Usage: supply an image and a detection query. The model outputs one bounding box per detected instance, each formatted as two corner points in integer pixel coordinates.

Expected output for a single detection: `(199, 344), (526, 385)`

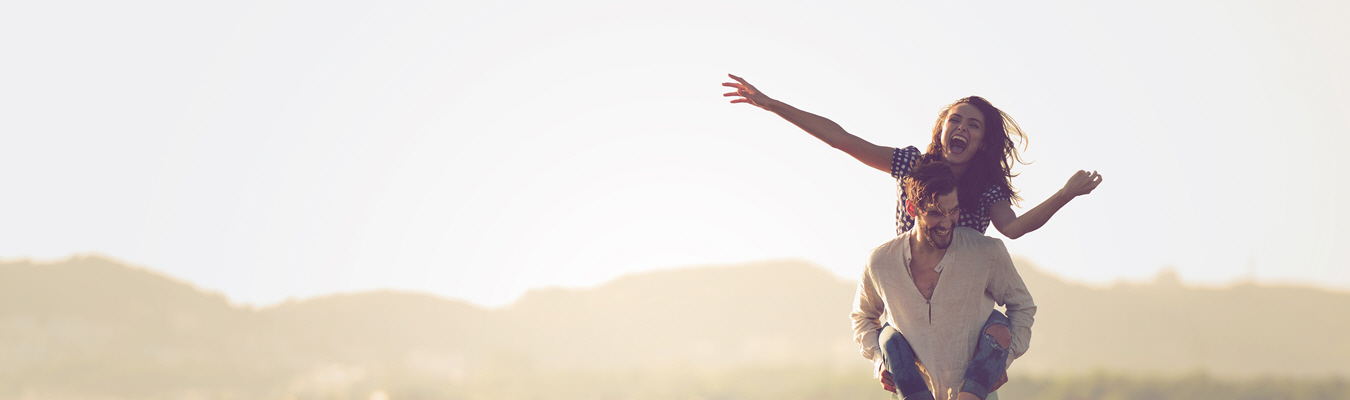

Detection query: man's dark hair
(903, 154), (958, 212)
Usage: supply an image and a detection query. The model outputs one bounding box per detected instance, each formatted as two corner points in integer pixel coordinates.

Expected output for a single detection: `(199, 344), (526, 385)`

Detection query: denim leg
(960, 310), (1012, 400)
(879, 324), (933, 400)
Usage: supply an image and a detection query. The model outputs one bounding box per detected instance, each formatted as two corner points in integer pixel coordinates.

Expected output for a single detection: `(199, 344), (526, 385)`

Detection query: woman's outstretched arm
(989, 170), (1103, 239)
(723, 74), (893, 173)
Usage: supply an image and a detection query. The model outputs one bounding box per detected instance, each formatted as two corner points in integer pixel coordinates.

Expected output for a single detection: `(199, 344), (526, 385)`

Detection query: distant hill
(0, 257), (282, 396)
(501, 260), (859, 370)
(1, 256), (1347, 398)
(1014, 264), (1350, 376)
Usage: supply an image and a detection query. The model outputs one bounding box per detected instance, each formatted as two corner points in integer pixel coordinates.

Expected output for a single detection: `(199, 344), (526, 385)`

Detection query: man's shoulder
(954, 227), (1008, 252)
(869, 233), (908, 254)
(865, 233), (909, 264)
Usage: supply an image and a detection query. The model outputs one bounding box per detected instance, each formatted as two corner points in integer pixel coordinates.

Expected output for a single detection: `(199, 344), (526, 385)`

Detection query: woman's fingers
(723, 74), (768, 106)
(724, 90), (751, 104)
(1064, 170), (1104, 196)
(722, 81), (755, 104)
(1071, 170), (1104, 195)
(725, 74), (758, 93)
(1086, 171), (1103, 184)
(1087, 172), (1104, 190)
(722, 82), (749, 95)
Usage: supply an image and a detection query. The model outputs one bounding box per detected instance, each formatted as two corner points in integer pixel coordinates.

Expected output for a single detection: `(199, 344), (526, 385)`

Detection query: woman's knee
(880, 325), (910, 353)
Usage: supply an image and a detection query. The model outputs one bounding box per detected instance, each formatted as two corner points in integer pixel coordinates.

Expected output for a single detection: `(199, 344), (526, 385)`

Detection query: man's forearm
(1005, 302), (1035, 363)
(852, 272), (886, 361)
(988, 241), (1036, 362)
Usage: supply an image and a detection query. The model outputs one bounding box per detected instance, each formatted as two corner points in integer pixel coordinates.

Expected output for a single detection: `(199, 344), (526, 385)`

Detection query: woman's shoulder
(890, 146), (923, 178)
(977, 180), (1012, 203)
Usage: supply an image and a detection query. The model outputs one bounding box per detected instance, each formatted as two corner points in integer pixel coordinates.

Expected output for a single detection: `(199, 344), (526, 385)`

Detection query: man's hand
(879, 369), (896, 393)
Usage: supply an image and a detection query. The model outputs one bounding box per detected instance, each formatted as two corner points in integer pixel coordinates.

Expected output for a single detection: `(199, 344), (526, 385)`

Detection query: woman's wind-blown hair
(925, 96), (1030, 210)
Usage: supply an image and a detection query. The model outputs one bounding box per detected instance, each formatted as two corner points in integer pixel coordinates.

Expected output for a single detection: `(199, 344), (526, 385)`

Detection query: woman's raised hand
(1061, 170), (1104, 197)
(722, 74), (773, 110)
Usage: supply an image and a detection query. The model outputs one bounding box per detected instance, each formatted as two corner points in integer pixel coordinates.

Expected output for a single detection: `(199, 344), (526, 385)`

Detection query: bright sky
(2, 0), (1347, 307)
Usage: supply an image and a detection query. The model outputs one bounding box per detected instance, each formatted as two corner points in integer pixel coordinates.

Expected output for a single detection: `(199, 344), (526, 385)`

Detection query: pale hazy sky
(2, 0), (1347, 307)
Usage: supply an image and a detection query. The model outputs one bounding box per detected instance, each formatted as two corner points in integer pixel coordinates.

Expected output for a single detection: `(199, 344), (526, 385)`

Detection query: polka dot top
(891, 146), (1010, 235)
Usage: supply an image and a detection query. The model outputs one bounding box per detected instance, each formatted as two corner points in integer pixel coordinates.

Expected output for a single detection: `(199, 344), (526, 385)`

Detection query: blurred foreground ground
(10, 365), (1346, 400)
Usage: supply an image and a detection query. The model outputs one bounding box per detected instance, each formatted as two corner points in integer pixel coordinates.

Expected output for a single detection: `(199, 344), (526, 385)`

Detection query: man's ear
(905, 199), (917, 218)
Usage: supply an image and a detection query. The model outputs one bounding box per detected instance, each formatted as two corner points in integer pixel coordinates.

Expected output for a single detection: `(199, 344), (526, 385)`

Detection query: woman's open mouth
(949, 135), (969, 155)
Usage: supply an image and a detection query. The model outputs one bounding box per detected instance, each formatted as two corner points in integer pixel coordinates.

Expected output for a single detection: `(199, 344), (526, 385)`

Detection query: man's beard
(922, 225), (953, 249)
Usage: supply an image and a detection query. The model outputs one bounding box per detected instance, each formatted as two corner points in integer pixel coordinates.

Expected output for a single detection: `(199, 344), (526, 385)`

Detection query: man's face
(915, 189), (960, 250)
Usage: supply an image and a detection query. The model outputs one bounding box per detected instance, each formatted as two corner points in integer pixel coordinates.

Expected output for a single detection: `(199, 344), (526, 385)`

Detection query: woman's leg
(879, 324), (933, 400)
(959, 310), (1012, 400)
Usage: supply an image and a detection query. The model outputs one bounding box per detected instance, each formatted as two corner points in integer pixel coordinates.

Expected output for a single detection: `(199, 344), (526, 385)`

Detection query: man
(851, 156), (1036, 400)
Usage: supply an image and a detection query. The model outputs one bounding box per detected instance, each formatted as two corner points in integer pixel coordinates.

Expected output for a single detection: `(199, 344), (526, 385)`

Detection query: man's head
(904, 155), (960, 249)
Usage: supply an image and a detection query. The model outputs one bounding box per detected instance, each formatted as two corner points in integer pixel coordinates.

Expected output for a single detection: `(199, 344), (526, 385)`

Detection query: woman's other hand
(722, 73), (773, 110)
(1061, 170), (1103, 197)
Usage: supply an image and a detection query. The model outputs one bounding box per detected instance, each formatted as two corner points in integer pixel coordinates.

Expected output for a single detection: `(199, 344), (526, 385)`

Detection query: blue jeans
(880, 310), (1011, 400)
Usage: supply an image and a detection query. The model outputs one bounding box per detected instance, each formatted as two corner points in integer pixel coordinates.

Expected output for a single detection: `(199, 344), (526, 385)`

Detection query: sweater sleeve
(986, 239), (1036, 368)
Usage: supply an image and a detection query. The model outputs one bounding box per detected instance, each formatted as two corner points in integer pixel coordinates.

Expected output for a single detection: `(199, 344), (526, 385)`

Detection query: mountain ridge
(1, 255), (1346, 397)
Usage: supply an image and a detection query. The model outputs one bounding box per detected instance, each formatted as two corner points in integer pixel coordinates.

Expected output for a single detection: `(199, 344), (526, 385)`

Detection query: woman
(723, 73), (1102, 399)
(721, 74), (1102, 239)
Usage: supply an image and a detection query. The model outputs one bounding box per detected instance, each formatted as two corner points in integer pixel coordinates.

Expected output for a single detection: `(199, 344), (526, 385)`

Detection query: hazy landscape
(2, 256), (1348, 399)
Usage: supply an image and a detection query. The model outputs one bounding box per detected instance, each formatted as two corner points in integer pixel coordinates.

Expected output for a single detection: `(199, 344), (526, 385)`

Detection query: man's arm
(851, 266), (885, 364)
(987, 240), (1036, 368)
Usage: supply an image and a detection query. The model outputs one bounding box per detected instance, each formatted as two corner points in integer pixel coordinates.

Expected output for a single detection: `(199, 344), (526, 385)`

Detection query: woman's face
(940, 103), (986, 165)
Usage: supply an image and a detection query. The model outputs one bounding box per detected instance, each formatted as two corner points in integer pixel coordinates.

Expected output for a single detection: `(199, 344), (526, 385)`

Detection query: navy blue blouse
(890, 146), (1010, 235)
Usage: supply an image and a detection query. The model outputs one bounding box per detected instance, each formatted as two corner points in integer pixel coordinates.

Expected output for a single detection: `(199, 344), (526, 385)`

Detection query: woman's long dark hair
(924, 96), (1029, 209)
